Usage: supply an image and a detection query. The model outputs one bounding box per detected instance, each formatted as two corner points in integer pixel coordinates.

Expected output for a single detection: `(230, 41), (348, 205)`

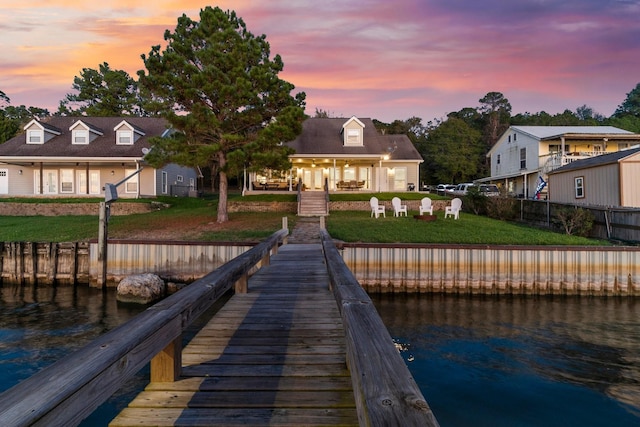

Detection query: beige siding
(549, 163), (620, 206)
(620, 155), (640, 207)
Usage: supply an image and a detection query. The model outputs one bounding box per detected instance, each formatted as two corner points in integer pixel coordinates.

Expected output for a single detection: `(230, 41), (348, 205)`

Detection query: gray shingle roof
(0, 117), (168, 159)
(513, 125), (633, 140)
(286, 117), (423, 160)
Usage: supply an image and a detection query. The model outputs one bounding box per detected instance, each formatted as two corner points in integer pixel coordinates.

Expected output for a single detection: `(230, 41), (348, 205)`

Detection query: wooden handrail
(0, 228), (288, 427)
(320, 229), (440, 427)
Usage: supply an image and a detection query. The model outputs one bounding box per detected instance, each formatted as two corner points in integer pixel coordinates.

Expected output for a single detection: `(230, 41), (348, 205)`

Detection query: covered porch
(244, 154), (417, 194)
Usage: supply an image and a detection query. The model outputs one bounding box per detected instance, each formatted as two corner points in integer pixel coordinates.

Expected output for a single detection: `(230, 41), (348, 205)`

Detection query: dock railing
(0, 228), (288, 427)
(320, 229), (440, 427)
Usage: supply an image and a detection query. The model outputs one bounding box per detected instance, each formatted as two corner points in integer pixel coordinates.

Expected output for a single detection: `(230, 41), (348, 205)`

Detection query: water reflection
(372, 294), (640, 427)
(0, 284), (146, 398)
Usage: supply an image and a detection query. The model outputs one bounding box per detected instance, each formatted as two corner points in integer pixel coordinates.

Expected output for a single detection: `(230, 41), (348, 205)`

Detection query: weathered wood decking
(110, 243), (359, 426)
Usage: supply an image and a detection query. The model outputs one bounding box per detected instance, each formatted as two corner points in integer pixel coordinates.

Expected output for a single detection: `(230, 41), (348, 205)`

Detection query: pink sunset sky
(1, 0), (639, 123)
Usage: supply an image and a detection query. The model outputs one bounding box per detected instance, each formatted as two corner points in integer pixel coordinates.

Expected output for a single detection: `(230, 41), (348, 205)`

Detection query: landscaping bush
(485, 195), (518, 221)
(462, 186), (488, 215)
(555, 207), (595, 237)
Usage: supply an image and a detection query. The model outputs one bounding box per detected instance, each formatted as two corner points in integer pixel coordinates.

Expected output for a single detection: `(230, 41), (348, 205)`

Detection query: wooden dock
(110, 243), (359, 426)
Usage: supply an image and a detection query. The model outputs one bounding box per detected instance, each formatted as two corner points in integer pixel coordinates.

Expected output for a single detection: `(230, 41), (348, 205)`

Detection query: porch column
(85, 163), (90, 194)
(332, 159), (336, 190)
(39, 162), (43, 194)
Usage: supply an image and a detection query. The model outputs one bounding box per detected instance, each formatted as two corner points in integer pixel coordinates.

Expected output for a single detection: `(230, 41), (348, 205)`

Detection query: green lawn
(326, 211), (607, 245)
(0, 194), (609, 245)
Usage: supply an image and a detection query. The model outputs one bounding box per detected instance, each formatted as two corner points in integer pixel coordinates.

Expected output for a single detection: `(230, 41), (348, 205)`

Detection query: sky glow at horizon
(1, 0), (639, 122)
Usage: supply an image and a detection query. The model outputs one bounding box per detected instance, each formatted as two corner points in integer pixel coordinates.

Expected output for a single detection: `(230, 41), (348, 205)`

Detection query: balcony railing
(540, 151), (605, 174)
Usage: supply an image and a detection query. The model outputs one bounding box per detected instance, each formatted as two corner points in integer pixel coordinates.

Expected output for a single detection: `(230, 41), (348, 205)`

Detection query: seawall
(2, 241), (638, 295)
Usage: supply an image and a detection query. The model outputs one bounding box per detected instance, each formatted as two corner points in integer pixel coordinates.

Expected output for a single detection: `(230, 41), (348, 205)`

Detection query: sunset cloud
(1, 0), (638, 122)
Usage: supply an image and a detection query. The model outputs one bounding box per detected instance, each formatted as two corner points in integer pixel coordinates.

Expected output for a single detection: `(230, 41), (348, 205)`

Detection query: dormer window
(117, 130), (133, 145)
(69, 120), (102, 144)
(342, 116), (365, 146)
(28, 130), (43, 144)
(347, 129), (360, 145)
(73, 129), (89, 144)
(24, 119), (61, 144)
(114, 120), (144, 145)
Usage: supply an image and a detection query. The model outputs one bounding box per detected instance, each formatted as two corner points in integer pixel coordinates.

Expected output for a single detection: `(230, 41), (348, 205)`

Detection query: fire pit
(413, 215), (437, 222)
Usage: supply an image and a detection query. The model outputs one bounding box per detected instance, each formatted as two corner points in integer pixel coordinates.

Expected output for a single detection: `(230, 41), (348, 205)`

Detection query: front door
(34, 170), (58, 194)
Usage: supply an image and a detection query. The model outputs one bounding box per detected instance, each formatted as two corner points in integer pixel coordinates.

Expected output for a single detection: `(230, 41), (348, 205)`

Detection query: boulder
(116, 273), (166, 304)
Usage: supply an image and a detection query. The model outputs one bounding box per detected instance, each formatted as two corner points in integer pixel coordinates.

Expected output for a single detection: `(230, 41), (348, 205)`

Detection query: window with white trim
(575, 176), (584, 198)
(177, 175), (183, 183)
(73, 129), (89, 144)
(124, 169), (138, 193)
(60, 169), (74, 193)
(117, 130), (133, 145)
(162, 171), (168, 194)
(344, 128), (363, 146)
(28, 130), (43, 144)
(520, 148), (526, 169)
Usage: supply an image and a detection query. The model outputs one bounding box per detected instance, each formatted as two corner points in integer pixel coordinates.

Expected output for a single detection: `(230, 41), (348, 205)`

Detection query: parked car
(436, 184), (455, 195)
(479, 184), (500, 197)
(451, 183), (475, 196)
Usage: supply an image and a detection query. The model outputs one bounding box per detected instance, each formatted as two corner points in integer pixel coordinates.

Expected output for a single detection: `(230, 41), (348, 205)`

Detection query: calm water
(1, 285), (640, 426)
(371, 293), (640, 427)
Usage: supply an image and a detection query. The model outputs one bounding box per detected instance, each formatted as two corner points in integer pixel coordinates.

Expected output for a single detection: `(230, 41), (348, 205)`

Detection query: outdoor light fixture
(111, 170), (115, 175)
(18, 169), (22, 175)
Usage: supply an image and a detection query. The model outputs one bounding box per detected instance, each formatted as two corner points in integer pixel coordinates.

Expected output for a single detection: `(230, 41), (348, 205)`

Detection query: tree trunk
(216, 153), (229, 223)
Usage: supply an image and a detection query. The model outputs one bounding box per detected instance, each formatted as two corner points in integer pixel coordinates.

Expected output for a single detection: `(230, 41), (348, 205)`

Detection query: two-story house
(248, 116), (423, 192)
(0, 117), (198, 198)
(480, 126), (640, 198)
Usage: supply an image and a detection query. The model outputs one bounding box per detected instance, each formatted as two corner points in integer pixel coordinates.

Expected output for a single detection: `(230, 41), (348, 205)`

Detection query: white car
(451, 183), (474, 196)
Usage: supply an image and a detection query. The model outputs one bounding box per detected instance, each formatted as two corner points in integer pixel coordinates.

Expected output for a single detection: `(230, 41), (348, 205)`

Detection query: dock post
(151, 336), (182, 383)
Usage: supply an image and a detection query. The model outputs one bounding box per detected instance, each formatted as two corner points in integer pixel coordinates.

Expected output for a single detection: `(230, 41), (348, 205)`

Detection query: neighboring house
(479, 126), (640, 198)
(249, 116), (423, 192)
(0, 117), (198, 198)
(547, 145), (640, 208)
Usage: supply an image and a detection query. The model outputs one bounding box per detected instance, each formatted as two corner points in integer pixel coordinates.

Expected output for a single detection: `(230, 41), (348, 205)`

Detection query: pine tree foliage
(138, 6), (306, 222)
(59, 62), (142, 116)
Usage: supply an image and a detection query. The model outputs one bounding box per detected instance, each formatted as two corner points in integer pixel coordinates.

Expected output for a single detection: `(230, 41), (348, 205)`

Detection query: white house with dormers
(0, 117), (198, 198)
(479, 126), (640, 198)
(248, 116), (423, 192)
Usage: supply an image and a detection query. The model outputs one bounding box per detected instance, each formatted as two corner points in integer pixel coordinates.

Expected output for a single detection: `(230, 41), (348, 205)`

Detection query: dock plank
(110, 244), (358, 426)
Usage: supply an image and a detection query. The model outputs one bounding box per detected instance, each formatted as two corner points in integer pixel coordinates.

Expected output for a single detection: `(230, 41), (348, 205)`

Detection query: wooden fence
(517, 199), (640, 243)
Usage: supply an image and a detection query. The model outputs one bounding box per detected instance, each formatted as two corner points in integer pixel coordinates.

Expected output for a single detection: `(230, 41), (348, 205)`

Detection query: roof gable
(286, 117), (422, 161)
(69, 119), (104, 135)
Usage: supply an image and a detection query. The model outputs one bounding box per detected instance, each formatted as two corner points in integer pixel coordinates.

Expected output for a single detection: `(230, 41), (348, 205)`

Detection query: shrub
(462, 186), (488, 215)
(555, 207), (594, 237)
(485, 195), (518, 221)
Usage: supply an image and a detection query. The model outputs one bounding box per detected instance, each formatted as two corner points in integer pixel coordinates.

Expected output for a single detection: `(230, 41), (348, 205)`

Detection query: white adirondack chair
(445, 197), (462, 219)
(370, 196), (386, 218)
(419, 197), (433, 216)
(392, 197), (407, 217)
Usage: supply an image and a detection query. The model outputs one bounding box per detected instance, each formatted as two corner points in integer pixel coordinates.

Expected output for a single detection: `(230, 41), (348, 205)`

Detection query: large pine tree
(138, 6), (306, 223)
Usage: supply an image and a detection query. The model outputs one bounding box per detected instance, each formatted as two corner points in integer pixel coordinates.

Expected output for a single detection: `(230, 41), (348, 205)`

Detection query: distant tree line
(373, 85), (640, 185)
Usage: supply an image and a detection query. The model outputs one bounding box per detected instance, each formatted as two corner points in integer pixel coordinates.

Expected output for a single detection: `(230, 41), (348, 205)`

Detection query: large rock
(116, 273), (166, 304)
